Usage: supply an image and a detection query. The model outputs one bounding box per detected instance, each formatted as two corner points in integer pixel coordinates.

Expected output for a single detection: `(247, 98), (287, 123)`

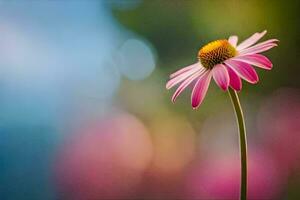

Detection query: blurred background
(0, 0), (299, 199)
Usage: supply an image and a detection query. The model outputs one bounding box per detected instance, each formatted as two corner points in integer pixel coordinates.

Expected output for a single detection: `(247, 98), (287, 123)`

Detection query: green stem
(228, 88), (247, 200)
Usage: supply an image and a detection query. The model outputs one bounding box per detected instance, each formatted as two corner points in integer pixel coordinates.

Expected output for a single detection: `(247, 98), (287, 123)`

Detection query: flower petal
(228, 35), (238, 47)
(212, 64), (229, 91)
(238, 39), (278, 55)
(239, 43), (277, 55)
(237, 30), (267, 51)
(166, 65), (204, 89)
(226, 66), (242, 91)
(191, 71), (212, 109)
(225, 60), (259, 84)
(250, 39), (279, 47)
(169, 62), (200, 78)
(232, 54), (273, 70)
(172, 69), (206, 102)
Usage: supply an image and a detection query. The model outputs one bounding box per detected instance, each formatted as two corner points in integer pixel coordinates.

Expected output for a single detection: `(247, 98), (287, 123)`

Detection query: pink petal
(246, 39), (279, 48)
(166, 66), (204, 89)
(226, 66), (242, 91)
(212, 64), (229, 91)
(191, 71), (212, 109)
(172, 70), (206, 102)
(239, 43), (277, 55)
(237, 30), (267, 51)
(225, 59), (259, 84)
(232, 54), (273, 70)
(239, 39), (278, 55)
(169, 62), (200, 78)
(228, 35), (238, 47)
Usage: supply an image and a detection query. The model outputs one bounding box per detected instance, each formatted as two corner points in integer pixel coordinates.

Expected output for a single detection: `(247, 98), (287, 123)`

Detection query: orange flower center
(198, 40), (237, 69)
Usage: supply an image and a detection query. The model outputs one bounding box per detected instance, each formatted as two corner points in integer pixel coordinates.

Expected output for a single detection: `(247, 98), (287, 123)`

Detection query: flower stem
(228, 88), (247, 200)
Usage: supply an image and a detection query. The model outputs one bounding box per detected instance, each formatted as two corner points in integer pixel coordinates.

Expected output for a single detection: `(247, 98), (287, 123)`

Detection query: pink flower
(166, 30), (278, 109)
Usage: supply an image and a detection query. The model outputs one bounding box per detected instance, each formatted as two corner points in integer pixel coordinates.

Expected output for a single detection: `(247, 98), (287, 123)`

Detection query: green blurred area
(111, 0), (300, 123)
(111, 1), (300, 198)
(113, 0), (300, 90)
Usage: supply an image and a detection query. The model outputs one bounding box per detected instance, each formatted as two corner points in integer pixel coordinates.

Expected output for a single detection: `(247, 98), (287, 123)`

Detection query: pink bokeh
(54, 112), (153, 200)
(258, 88), (300, 173)
(184, 149), (284, 200)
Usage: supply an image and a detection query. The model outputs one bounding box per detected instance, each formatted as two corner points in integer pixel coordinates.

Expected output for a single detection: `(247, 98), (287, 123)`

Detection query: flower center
(198, 40), (237, 69)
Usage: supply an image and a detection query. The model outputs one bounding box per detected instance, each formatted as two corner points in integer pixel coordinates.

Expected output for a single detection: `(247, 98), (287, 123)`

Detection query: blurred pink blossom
(184, 149), (284, 200)
(54, 112), (153, 200)
(258, 88), (300, 172)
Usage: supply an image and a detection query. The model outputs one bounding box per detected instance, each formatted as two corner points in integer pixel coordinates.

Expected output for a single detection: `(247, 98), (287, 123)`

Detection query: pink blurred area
(258, 88), (300, 173)
(54, 112), (198, 200)
(184, 149), (284, 200)
(55, 112), (153, 200)
(54, 88), (300, 199)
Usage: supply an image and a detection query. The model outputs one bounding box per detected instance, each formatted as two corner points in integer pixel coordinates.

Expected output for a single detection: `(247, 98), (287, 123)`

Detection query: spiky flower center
(198, 40), (237, 69)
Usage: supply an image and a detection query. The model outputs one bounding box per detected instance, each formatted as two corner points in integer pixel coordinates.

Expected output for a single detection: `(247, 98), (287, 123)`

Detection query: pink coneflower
(166, 30), (278, 109)
(166, 30), (278, 200)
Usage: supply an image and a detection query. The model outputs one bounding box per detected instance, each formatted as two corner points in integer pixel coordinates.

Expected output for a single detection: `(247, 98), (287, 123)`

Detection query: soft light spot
(117, 39), (156, 80)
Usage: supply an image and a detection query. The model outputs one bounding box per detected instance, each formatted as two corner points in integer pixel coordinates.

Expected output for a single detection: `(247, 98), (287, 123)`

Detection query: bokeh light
(116, 38), (156, 80)
(1, 0), (300, 199)
(257, 88), (300, 172)
(55, 112), (153, 200)
(184, 149), (284, 200)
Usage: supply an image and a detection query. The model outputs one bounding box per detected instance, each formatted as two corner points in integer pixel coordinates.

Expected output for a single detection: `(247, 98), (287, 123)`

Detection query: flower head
(166, 30), (278, 109)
